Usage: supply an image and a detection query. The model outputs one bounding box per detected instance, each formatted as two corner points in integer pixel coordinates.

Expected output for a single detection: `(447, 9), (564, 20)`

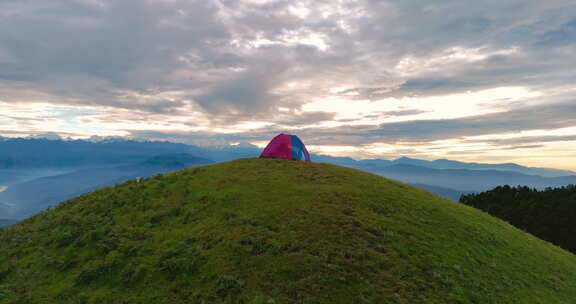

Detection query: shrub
(216, 275), (245, 298)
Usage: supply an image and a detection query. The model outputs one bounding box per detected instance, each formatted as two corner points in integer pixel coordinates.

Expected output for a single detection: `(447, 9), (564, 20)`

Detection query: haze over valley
(1, 138), (575, 224)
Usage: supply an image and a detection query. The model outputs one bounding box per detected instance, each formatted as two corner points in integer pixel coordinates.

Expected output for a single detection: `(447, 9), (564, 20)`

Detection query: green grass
(1, 158), (575, 303)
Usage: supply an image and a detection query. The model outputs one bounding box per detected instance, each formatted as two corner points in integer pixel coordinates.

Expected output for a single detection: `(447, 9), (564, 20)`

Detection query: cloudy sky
(1, 0), (576, 170)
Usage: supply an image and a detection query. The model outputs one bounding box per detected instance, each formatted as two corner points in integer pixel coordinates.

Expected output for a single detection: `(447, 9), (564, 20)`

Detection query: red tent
(260, 134), (311, 162)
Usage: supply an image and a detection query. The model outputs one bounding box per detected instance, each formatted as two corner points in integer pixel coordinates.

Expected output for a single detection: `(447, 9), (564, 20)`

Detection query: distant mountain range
(0, 219), (18, 227)
(0, 153), (213, 219)
(359, 164), (576, 192)
(0, 137), (198, 169)
(0, 137), (574, 222)
(318, 156), (575, 178)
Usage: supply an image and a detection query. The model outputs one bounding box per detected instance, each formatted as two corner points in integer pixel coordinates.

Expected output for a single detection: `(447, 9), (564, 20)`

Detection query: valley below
(1, 138), (575, 225)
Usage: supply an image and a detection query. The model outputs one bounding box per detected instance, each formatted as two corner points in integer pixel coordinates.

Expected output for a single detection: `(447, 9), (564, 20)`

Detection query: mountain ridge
(0, 154), (214, 219)
(1, 138), (576, 222)
(1, 137), (574, 176)
(0, 219), (17, 228)
(364, 164), (576, 192)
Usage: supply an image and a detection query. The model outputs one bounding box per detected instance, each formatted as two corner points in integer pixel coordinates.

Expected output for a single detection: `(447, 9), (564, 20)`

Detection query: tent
(260, 134), (311, 162)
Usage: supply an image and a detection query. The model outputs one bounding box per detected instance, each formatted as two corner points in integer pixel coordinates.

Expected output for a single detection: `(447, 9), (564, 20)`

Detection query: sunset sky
(1, 0), (576, 170)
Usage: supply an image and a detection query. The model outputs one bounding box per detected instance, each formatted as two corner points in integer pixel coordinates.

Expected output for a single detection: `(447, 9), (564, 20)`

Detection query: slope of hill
(410, 183), (474, 202)
(1, 158), (575, 303)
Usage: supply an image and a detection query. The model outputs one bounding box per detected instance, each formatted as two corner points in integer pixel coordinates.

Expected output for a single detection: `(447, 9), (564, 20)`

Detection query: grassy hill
(1, 158), (575, 303)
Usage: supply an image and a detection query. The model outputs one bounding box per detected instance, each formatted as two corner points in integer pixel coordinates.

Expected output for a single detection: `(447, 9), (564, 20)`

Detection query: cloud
(500, 145), (545, 150)
(1, 0), (576, 169)
(0, 0), (228, 111)
(2, 0), (576, 113)
(274, 111), (336, 127)
(115, 98), (576, 147)
(367, 101), (576, 142)
(194, 68), (281, 117)
(467, 134), (576, 146)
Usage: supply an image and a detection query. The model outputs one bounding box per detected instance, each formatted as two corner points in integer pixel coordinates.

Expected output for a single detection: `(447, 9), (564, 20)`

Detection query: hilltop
(1, 158), (575, 303)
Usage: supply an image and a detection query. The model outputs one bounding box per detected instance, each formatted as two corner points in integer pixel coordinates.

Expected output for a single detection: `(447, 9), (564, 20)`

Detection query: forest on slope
(460, 185), (576, 254)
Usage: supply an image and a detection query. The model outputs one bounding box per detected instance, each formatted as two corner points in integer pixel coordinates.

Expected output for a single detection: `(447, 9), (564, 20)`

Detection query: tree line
(460, 185), (576, 254)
